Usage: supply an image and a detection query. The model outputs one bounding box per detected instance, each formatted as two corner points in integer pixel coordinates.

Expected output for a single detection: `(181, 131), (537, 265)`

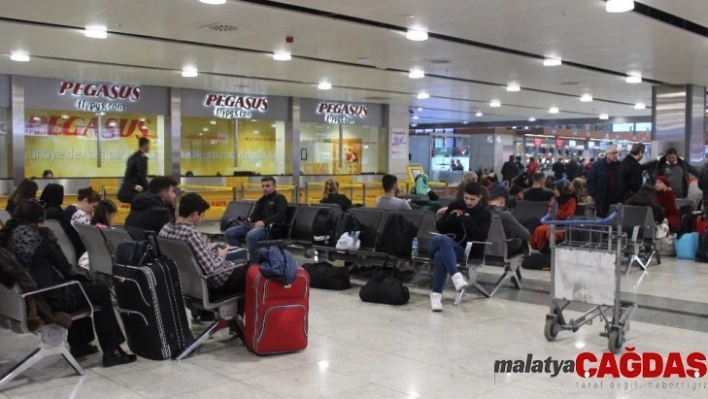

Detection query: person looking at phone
(429, 182), (491, 312)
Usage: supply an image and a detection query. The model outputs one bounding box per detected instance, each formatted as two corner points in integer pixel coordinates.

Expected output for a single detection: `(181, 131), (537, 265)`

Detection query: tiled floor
(1, 256), (707, 398)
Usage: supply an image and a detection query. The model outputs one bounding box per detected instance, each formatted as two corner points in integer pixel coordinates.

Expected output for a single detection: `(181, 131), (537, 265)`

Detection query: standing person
(587, 146), (620, 217)
(526, 157), (540, 185)
(5, 179), (39, 213)
(319, 178), (352, 211)
(124, 176), (178, 238)
(501, 155), (519, 184)
(224, 176), (288, 264)
(618, 143), (645, 201)
(566, 158), (580, 181)
(429, 182), (491, 312)
(644, 148), (700, 199)
(118, 137), (150, 204)
(585, 158), (595, 172)
(552, 158), (565, 180)
(514, 156), (524, 174)
(374, 174), (412, 211)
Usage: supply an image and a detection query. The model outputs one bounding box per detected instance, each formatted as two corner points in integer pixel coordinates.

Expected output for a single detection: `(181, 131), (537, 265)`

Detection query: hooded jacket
(644, 156), (700, 198)
(124, 192), (174, 236)
(436, 200), (491, 259)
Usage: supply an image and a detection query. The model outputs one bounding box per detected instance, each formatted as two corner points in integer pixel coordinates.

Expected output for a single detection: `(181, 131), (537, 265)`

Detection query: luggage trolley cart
(541, 205), (638, 354)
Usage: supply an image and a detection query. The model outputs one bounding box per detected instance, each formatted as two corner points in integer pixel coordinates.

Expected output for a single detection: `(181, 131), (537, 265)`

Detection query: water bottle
(411, 237), (419, 258)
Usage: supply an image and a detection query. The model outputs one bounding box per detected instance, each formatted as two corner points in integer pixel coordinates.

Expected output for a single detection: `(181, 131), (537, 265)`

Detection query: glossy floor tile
(1, 254), (707, 398)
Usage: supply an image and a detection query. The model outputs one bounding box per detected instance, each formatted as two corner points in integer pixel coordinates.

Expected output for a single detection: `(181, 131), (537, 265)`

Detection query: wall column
(385, 104), (409, 177)
(10, 76), (25, 184)
(652, 84), (706, 166)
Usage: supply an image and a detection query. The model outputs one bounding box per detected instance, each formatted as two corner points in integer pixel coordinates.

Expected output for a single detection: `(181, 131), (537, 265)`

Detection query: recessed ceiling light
(475, 111), (483, 117)
(405, 29), (428, 41)
(599, 113), (610, 120)
(529, 117), (537, 122)
(61, 114), (69, 119)
(411, 123), (418, 127)
(606, 0), (634, 13)
(416, 107), (423, 112)
(634, 102), (646, 110)
(412, 115), (419, 120)
(417, 92), (430, 100)
(200, 0), (227, 4)
(506, 82), (521, 92)
(625, 74), (642, 84)
(84, 25), (107, 39)
(210, 120), (217, 125)
(181, 67), (198, 77)
(250, 119), (257, 122)
(462, 121), (468, 124)
(273, 51), (291, 61)
(543, 57), (562, 66)
(32, 116), (41, 122)
(408, 68), (425, 79)
(202, 127), (209, 132)
(108, 121), (117, 127)
(549, 107), (560, 114)
(490, 100), (501, 107)
(318, 82), (332, 90)
(580, 94), (593, 102)
(10, 51), (30, 62)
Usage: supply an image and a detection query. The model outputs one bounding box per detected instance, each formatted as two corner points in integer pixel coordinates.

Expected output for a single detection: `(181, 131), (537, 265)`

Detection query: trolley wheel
(608, 329), (624, 354)
(303, 248), (316, 258)
(544, 317), (559, 341)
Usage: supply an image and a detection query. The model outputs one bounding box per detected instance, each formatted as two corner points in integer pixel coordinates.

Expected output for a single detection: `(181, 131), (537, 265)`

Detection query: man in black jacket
(501, 155), (518, 184)
(118, 137), (150, 204)
(429, 182), (491, 312)
(644, 148), (700, 198)
(124, 176), (178, 239)
(225, 176), (288, 264)
(618, 143), (645, 201)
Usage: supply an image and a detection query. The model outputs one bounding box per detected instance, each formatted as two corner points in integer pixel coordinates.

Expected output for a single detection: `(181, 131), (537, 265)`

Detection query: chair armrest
(21, 280), (94, 316)
(202, 261), (247, 280)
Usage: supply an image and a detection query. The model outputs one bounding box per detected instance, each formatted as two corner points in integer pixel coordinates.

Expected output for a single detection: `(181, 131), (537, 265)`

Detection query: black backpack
(312, 208), (336, 245)
(333, 212), (361, 246)
(116, 240), (157, 267)
(376, 214), (418, 259)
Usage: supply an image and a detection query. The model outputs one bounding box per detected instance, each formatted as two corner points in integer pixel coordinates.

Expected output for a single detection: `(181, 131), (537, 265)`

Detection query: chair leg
(59, 345), (85, 375)
(0, 348), (43, 389)
(489, 271), (511, 297)
(175, 318), (229, 361)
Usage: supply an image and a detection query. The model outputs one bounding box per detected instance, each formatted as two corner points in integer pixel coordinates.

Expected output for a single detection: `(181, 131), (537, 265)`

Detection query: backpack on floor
(675, 232), (699, 260)
(522, 253), (551, 270)
(376, 214), (418, 259)
(302, 261), (351, 290)
(359, 269), (410, 305)
(333, 212), (360, 246)
(312, 208), (336, 246)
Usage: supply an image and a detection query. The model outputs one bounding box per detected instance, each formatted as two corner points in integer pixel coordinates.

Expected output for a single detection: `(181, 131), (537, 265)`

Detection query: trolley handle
(541, 212), (617, 226)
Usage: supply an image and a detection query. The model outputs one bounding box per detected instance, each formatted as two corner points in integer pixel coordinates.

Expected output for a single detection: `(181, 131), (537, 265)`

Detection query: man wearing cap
(619, 143), (645, 202)
(488, 188), (530, 255)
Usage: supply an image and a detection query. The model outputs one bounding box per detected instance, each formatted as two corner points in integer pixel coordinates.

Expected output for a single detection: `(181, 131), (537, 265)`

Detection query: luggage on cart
(113, 236), (193, 360)
(245, 265), (309, 355)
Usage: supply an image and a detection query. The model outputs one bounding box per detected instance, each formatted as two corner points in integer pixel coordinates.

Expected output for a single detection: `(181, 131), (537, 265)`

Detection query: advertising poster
(24, 110), (159, 178)
(390, 128), (408, 160)
(333, 139), (362, 174)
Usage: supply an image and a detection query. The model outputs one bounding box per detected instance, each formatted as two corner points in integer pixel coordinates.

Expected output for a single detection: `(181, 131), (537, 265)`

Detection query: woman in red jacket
(531, 180), (577, 253)
(655, 176), (680, 230)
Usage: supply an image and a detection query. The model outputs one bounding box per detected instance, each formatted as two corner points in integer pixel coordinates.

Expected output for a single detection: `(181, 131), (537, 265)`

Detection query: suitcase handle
(143, 231), (163, 258)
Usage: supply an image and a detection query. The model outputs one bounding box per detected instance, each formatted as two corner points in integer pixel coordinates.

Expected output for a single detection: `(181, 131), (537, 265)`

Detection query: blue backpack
(675, 232), (698, 260)
(257, 245), (297, 285)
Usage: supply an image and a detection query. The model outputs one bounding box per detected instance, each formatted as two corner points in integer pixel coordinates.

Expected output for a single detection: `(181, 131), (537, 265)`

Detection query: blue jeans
(224, 225), (267, 264)
(429, 235), (466, 293)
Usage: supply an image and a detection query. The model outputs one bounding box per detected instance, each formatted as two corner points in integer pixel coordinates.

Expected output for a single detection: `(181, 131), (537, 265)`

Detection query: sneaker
(430, 292), (443, 312)
(451, 272), (470, 292)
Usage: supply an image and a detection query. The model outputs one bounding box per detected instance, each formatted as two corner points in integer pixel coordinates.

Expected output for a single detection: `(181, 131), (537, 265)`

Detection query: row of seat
(213, 201), (523, 298)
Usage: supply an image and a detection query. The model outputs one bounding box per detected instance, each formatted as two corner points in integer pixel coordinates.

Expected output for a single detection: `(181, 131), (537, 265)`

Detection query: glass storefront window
(300, 123), (384, 175)
(180, 117), (290, 176)
(0, 108), (9, 178)
(23, 109), (165, 178)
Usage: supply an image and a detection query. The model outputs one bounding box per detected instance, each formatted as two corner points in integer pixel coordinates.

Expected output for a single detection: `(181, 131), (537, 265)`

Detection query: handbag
(359, 269), (410, 305)
(302, 262), (351, 290)
(335, 231), (361, 251)
(655, 219), (670, 239)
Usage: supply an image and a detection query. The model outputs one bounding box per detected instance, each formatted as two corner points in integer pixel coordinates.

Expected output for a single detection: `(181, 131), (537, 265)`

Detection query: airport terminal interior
(2, 0), (708, 397)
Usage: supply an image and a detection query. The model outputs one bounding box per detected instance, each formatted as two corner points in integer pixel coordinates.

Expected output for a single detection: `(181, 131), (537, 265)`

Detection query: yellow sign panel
(24, 110), (160, 178)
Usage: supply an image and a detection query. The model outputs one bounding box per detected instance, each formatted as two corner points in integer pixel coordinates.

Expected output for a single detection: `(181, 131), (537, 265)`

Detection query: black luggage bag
(113, 234), (193, 360)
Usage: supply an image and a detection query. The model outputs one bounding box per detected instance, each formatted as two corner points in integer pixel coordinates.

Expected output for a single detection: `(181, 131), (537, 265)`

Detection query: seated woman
(625, 185), (665, 225)
(429, 182), (491, 312)
(41, 183), (85, 263)
(0, 201), (136, 367)
(78, 200), (118, 270)
(64, 187), (101, 228)
(654, 176), (680, 231)
(411, 173), (439, 201)
(319, 178), (352, 211)
(531, 180), (577, 253)
(5, 179), (38, 213)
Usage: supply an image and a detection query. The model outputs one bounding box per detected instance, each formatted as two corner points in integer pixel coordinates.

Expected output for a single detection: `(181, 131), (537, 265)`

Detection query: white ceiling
(0, 0), (704, 124)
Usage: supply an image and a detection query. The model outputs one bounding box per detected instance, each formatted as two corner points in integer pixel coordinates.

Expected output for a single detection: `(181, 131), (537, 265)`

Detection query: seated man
(375, 174), (412, 211)
(225, 176), (287, 264)
(523, 171), (554, 202)
(159, 193), (247, 302)
(429, 182), (491, 312)
(125, 176), (178, 239)
(487, 188), (530, 255)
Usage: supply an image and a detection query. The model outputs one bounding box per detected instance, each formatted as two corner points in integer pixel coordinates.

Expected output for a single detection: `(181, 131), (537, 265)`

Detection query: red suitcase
(245, 266), (310, 355)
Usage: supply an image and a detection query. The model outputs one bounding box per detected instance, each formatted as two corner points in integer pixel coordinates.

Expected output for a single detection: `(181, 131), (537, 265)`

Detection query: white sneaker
(451, 272), (470, 292)
(430, 292), (443, 312)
